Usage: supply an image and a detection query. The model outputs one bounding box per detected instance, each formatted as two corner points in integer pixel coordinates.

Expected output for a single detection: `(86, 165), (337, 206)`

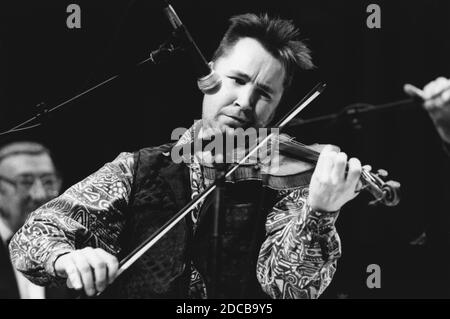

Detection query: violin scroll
(380, 180), (401, 206)
(362, 168), (401, 206)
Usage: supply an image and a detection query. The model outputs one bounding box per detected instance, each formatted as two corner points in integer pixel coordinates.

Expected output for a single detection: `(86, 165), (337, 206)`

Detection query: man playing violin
(9, 13), (363, 298)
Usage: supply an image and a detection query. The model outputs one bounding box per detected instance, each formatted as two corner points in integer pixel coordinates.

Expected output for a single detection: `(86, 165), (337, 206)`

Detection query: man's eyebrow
(230, 70), (275, 95)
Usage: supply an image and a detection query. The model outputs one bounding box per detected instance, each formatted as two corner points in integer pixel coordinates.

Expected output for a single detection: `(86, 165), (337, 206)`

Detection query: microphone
(162, 1), (221, 94)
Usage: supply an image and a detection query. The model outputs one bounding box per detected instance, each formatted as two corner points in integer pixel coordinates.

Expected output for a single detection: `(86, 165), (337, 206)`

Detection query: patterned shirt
(9, 125), (342, 299)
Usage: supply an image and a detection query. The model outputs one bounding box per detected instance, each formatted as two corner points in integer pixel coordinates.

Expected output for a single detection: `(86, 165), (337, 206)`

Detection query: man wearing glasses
(0, 141), (63, 298)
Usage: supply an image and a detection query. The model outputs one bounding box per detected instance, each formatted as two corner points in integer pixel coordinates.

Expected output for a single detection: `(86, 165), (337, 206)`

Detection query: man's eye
(229, 77), (246, 85)
(258, 89), (271, 100)
(18, 179), (34, 187)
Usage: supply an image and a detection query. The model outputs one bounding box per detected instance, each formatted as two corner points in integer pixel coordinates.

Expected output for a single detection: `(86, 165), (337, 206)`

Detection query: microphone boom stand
(0, 39), (180, 138)
(287, 98), (417, 128)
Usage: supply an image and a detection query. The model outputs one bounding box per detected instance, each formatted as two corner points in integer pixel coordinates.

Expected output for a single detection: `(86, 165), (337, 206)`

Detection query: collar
(174, 120), (217, 185)
(175, 120), (204, 166)
(175, 120), (202, 148)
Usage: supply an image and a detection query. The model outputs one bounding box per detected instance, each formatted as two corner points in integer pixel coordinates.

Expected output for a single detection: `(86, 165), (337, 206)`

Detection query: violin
(201, 133), (400, 206)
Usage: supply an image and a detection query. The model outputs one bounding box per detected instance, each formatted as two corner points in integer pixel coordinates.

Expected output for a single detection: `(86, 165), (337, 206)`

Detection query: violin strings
(276, 136), (320, 160)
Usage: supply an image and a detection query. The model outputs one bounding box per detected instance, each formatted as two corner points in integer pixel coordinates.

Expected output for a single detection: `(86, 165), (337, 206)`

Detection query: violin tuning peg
(376, 169), (388, 178)
(360, 184), (369, 191)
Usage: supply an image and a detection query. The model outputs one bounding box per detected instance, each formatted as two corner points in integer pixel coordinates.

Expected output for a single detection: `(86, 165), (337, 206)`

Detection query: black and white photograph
(1, 0), (450, 303)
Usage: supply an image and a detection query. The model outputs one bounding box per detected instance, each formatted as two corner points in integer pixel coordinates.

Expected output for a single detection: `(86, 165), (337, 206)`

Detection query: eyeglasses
(0, 173), (61, 195)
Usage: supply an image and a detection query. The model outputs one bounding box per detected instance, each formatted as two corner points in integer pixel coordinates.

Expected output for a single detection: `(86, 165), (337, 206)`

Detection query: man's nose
(28, 179), (48, 202)
(234, 85), (255, 112)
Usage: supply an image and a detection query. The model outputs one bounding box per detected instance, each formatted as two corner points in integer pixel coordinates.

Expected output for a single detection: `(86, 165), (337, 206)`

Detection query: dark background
(2, 0), (450, 298)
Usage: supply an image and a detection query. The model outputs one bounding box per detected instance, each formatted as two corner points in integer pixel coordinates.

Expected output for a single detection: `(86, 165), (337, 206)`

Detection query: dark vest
(102, 144), (276, 298)
(191, 180), (275, 299)
(103, 144), (192, 298)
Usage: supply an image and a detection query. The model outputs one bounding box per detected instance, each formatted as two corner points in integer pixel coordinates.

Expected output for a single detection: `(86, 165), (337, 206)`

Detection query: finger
(331, 152), (347, 184)
(424, 99), (440, 112)
(435, 77), (449, 89)
(424, 95), (448, 112)
(95, 249), (119, 285)
(441, 88), (450, 104)
(362, 164), (372, 172)
(423, 79), (439, 99)
(315, 145), (337, 180)
(84, 248), (108, 293)
(403, 83), (425, 100)
(326, 144), (340, 153)
(354, 180), (363, 193)
(433, 95), (447, 109)
(431, 78), (450, 101)
(66, 278), (74, 289)
(424, 77), (448, 99)
(72, 251), (96, 296)
(422, 78), (450, 111)
(64, 260), (83, 291)
(433, 81), (450, 108)
(346, 157), (362, 190)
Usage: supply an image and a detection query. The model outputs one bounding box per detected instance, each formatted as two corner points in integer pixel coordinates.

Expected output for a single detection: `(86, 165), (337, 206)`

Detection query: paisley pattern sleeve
(9, 152), (135, 286)
(256, 186), (341, 299)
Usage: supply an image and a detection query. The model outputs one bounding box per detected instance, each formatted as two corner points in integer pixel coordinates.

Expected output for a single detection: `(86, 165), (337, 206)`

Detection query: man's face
(202, 37), (286, 133)
(0, 153), (60, 232)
